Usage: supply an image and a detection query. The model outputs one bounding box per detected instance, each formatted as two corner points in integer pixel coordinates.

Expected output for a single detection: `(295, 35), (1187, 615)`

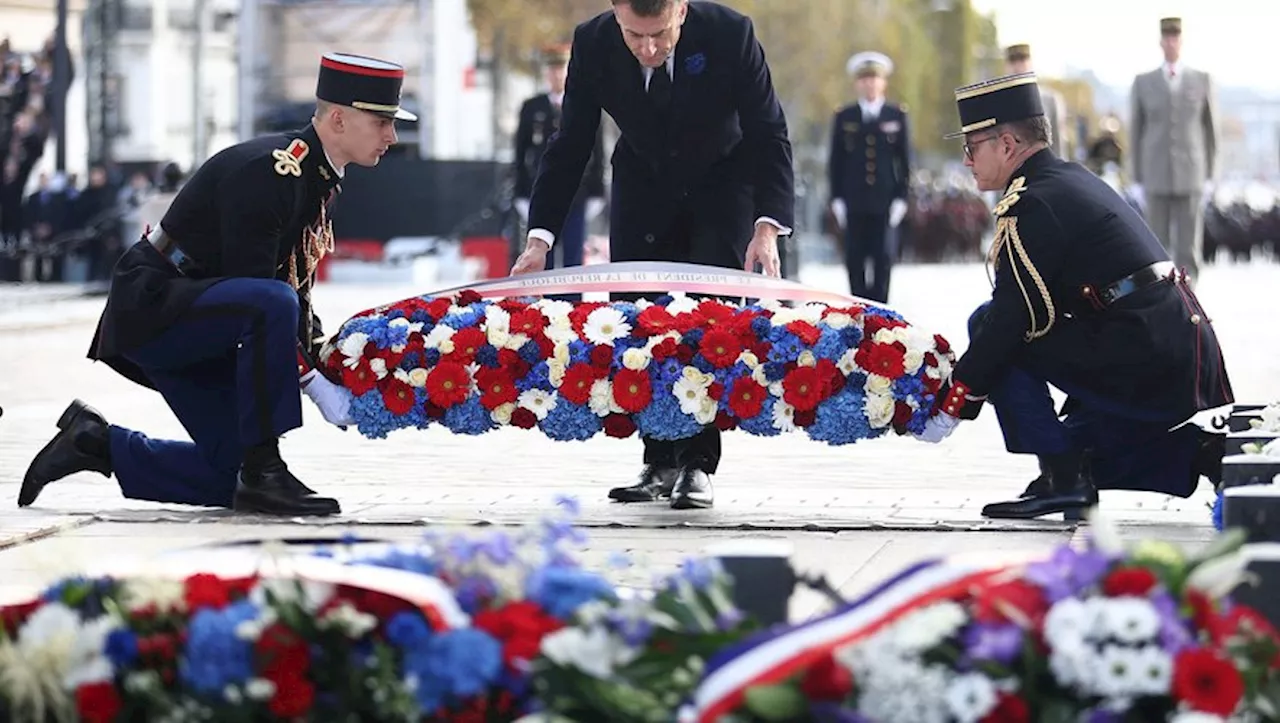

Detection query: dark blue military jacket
(827, 102), (911, 215)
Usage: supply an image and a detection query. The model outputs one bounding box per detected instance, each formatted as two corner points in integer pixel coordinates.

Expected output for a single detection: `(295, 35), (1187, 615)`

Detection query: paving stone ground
(0, 260), (1273, 607)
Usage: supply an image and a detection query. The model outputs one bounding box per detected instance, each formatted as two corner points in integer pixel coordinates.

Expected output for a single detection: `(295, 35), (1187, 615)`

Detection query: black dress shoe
(1194, 430), (1226, 489)
(608, 465), (678, 503)
(670, 468), (714, 510)
(983, 452), (1097, 520)
(232, 454), (340, 517)
(19, 399), (112, 507)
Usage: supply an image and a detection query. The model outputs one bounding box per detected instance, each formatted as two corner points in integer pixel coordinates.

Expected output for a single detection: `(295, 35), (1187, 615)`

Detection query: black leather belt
(1089, 261), (1175, 308)
(146, 226), (201, 276)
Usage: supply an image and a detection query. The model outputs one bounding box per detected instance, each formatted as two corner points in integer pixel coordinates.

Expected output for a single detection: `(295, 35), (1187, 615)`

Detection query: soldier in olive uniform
(917, 72), (1232, 520)
(19, 53), (416, 517)
(513, 43), (606, 275)
(827, 52), (911, 304)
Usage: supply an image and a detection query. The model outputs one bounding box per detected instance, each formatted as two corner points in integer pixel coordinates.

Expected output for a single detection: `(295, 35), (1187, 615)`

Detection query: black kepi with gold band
(944, 72), (1044, 139)
(316, 52), (417, 122)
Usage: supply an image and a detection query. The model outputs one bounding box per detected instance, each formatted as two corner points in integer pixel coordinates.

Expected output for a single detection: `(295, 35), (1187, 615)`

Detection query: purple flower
(963, 622), (1024, 664)
(1024, 544), (1112, 602)
(1150, 590), (1194, 653)
(1086, 708), (1124, 723)
(809, 703), (871, 723)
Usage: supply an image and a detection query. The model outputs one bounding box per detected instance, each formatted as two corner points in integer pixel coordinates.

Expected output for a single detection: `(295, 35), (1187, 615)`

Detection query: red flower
(424, 401), (446, 419)
(603, 413), (637, 438)
(379, 376), (416, 416)
(590, 344), (614, 369)
(1172, 647), (1244, 716)
(1102, 566), (1159, 597)
(559, 364), (599, 405)
(699, 330), (742, 369)
(728, 377), (767, 419)
(612, 369), (652, 413)
(695, 300), (736, 328)
(340, 358), (378, 396)
(511, 407), (538, 429)
(265, 672), (315, 719)
(475, 367), (518, 410)
(473, 601), (565, 668)
(332, 586), (416, 623)
(708, 382), (725, 401)
(456, 289), (483, 305)
(256, 623), (310, 676)
(675, 344), (695, 364)
(426, 362), (471, 408)
(981, 692), (1029, 723)
(1186, 589), (1217, 632)
(973, 579), (1048, 626)
(444, 327), (487, 364)
(651, 337), (679, 361)
(799, 652), (852, 701)
(568, 301), (607, 337)
(714, 411), (739, 430)
(184, 574), (230, 610)
(782, 366), (825, 412)
(785, 321), (821, 346)
(863, 315), (907, 338)
(425, 298), (453, 320)
(509, 309), (546, 337)
(933, 333), (952, 355)
(75, 682), (122, 723)
(892, 401), (914, 428)
(637, 306), (677, 336)
(137, 633), (181, 662)
(854, 341), (906, 378)
(1, 600), (40, 637)
(1211, 605), (1280, 651)
(793, 409), (816, 427)
(672, 310), (707, 333)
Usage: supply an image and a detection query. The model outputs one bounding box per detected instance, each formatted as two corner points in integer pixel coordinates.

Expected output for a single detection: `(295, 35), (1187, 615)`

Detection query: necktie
(648, 65), (672, 112)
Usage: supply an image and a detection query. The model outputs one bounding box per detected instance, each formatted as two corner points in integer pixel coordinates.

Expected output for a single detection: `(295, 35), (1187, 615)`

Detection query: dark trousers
(548, 198), (587, 302)
(844, 212), (894, 303)
(968, 303), (1199, 498)
(109, 278), (305, 508)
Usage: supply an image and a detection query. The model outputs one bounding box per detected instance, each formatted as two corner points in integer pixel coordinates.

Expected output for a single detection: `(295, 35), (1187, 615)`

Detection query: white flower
(245, 678), (277, 700)
(540, 626), (638, 679)
(837, 349), (858, 376)
(1094, 644), (1146, 699)
(534, 299), (575, 319)
(1130, 644), (1173, 696)
(737, 350), (761, 369)
(770, 303), (825, 326)
(622, 348), (651, 371)
(1185, 551), (1253, 598)
(318, 601), (379, 638)
(120, 577), (187, 613)
(1100, 597), (1160, 644)
(518, 389), (557, 420)
(893, 602), (967, 653)
(945, 672), (998, 723)
(338, 332), (369, 367)
(547, 359), (567, 386)
(0, 603), (119, 720)
(634, 298), (653, 310)
(865, 393), (895, 428)
(666, 295), (699, 314)
(424, 324), (456, 351)
(1169, 712), (1226, 723)
(588, 379), (623, 416)
(386, 318), (421, 352)
(694, 397), (718, 425)
(407, 368), (430, 388)
(368, 357), (388, 379)
(251, 578), (334, 614)
(1048, 638), (1098, 690)
(1043, 598), (1091, 649)
(797, 350), (817, 367)
(751, 364), (770, 387)
(583, 307), (631, 346)
(673, 376), (711, 416)
(771, 400), (796, 431)
(491, 402), (516, 425)
(903, 350), (925, 375)
(825, 312), (854, 329)
(864, 374), (893, 395)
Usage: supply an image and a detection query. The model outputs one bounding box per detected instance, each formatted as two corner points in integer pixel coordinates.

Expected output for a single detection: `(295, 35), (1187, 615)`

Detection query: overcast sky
(968, 0), (1280, 94)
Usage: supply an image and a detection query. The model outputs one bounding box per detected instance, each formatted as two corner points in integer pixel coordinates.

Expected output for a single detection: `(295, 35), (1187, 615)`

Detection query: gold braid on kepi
(986, 178), (1055, 341)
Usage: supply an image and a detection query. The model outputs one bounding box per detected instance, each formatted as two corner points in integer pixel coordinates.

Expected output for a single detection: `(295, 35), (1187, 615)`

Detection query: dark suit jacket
(88, 123), (341, 389)
(528, 1), (794, 269)
(827, 102), (911, 215)
(513, 93), (605, 202)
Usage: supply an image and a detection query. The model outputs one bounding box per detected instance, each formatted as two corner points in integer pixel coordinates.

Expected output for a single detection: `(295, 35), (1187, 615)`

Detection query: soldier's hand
(511, 237), (549, 276)
(888, 198), (908, 228)
(300, 370), (354, 428)
(744, 224), (781, 278)
(829, 199), (847, 230)
(913, 412), (960, 444)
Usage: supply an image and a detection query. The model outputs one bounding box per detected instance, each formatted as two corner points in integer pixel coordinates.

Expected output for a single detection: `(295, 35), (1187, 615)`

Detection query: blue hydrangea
(386, 611), (432, 648)
(762, 361), (789, 383)
(540, 401), (602, 441)
(402, 629), (502, 710)
(568, 340), (592, 365)
(633, 379), (702, 441)
(808, 388), (875, 445)
(105, 629), (139, 667)
(424, 349), (441, 366)
(766, 331), (803, 363)
(813, 328), (850, 361)
(750, 317), (772, 337)
(516, 361), (553, 392)
(368, 321), (410, 350)
(893, 374), (925, 400)
(518, 339), (544, 365)
(443, 397), (494, 435)
(351, 389), (402, 439)
(683, 328), (705, 347)
(401, 351), (424, 369)
(525, 567), (616, 618)
(840, 325), (864, 348)
(691, 356), (717, 374)
(409, 309), (435, 325)
(475, 344), (500, 368)
(352, 548), (438, 577)
(179, 600), (259, 695)
(738, 396), (782, 437)
(338, 316), (385, 339)
(652, 358), (683, 385)
(444, 307), (483, 329)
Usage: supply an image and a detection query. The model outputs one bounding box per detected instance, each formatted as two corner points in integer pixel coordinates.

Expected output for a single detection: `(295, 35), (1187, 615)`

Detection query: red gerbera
(475, 367), (518, 410)
(637, 306), (677, 336)
(559, 364), (600, 405)
(782, 366), (824, 412)
(785, 320), (821, 346)
(854, 341), (907, 378)
(509, 308), (547, 337)
(1102, 566), (1159, 597)
(695, 300), (736, 328)
(699, 329), (742, 369)
(612, 369), (652, 413)
(340, 358), (378, 396)
(426, 362), (471, 408)
(728, 377), (767, 419)
(473, 601), (565, 667)
(184, 573), (231, 611)
(379, 376), (416, 415)
(445, 327), (487, 364)
(1172, 647), (1245, 716)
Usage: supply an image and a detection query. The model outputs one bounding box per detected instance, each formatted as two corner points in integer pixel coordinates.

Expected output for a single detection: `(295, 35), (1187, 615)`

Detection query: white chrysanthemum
(423, 323), (456, 351)
(484, 305), (511, 348)
(945, 672), (998, 723)
(1100, 597), (1161, 644)
(1130, 644), (1173, 696)
(634, 298), (654, 310)
(540, 626), (639, 680)
(666, 295), (699, 314)
(837, 349), (858, 376)
(825, 312), (854, 329)
(318, 601), (379, 638)
(518, 389), (557, 420)
(1043, 598), (1091, 648)
(584, 307), (632, 346)
(1169, 712), (1227, 723)
(864, 373), (893, 395)
(673, 377), (711, 416)
(855, 660), (951, 723)
(622, 348), (651, 371)
(407, 368), (429, 388)
(865, 393), (894, 428)
(368, 357), (389, 380)
(771, 303), (825, 326)
(491, 402), (516, 425)
(0, 603), (114, 722)
(1048, 637), (1097, 690)
(892, 602), (967, 653)
(588, 379), (623, 417)
(1093, 644), (1146, 700)
(120, 577), (187, 613)
(339, 332), (369, 367)
(771, 400), (796, 431)
(534, 299), (575, 319)
(250, 578), (334, 615)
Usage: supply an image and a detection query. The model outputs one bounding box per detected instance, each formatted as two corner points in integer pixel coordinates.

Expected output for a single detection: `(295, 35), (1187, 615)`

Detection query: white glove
(830, 199), (847, 229)
(514, 198), (530, 221)
(888, 198), (908, 228)
(1128, 183), (1145, 209)
(300, 370), (354, 428)
(585, 197), (606, 221)
(914, 412), (960, 444)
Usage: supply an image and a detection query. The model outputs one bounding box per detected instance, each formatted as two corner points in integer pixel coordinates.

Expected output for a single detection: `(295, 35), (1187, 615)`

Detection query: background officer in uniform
(1003, 43), (1069, 159)
(512, 43), (607, 276)
(509, 0), (795, 510)
(18, 53), (415, 517)
(918, 72), (1233, 520)
(1128, 17), (1219, 284)
(827, 51), (910, 304)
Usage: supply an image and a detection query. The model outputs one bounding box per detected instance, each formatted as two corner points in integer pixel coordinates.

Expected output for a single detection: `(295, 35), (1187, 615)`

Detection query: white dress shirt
(858, 97), (884, 121)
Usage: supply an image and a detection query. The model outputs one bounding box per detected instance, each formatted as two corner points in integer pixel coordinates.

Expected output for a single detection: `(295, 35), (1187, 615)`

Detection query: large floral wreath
(318, 290), (956, 443)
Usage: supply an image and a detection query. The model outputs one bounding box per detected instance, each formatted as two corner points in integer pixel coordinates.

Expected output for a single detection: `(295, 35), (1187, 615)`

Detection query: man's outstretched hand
(511, 237), (550, 276)
(743, 224), (781, 277)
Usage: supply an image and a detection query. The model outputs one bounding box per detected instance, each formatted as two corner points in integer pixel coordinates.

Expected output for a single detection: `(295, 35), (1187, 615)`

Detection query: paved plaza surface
(0, 260), (1274, 617)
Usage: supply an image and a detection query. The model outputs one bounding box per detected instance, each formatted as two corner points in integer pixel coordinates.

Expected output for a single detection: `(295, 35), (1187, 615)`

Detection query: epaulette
(993, 176), (1026, 217)
(271, 138), (309, 178)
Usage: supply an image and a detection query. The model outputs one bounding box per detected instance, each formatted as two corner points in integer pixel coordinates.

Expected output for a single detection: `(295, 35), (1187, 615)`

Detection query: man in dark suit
(512, 43), (606, 276)
(18, 53), (416, 517)
(510, 0), (795, 510)
(827, 51), (910, 304)
(919, 72), (1233, 520)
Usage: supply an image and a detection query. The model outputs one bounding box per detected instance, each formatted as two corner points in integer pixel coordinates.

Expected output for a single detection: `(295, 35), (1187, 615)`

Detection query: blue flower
(762, 361), (789, 382)
(368, 321), (410, 350)
(655, 294), (675, 306)
(766, 330), (802, 363)
(424, 348), (441, 366)
(554, 494), (582, 516)
(386, 611), (433, 648)
(444, 307), (483, 329)
(350, 389), (403, 439)
(813, 328), (850, 361)
(478, 532), (517, 565)
(402, 629), (502, 710)
(808, 387), (874, 445)
(443, 397), (494, 435)
(516, 361), (553, 392)
(475, 344), (500, 368)
(526, 567), (615, 618)
(634, 379), (702, 441)
(691, 356), (717, 374)
(614, 301), (640, 326)
(750, 317), (771, 337)
(453, 575), (498, 615)
(739, 396), (781, 437)
(653, 358), (684, 385)
(105, 629), (139, 667)
(518, 339), (544, 365)
(568, 340), (592, 365)
(839, 326), (864, 348)
(893, 375), (925, 399)
(354, 548), (438, 577)
(179, 600), (259, 695)
(1212, 490), (1225, 531)
(685, 51), (707, 75)
(540, 401), (602, 441)
(684, 328), (705, 347)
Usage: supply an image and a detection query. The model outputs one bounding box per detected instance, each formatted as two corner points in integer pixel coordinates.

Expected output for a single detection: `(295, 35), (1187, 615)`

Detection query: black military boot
(1019, 456), (1053, 498)
(982, 451), (1098, 520)
(232, 440), (340, 516)
(608, 465), (678, 503)
(1193, 430), (1226, 490)
(669, 467), (714, 510)
(19, 400), (113, 507)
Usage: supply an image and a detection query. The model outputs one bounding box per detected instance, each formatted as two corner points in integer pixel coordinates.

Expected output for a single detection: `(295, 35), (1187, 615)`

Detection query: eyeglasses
(963, 135), (998, 161)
